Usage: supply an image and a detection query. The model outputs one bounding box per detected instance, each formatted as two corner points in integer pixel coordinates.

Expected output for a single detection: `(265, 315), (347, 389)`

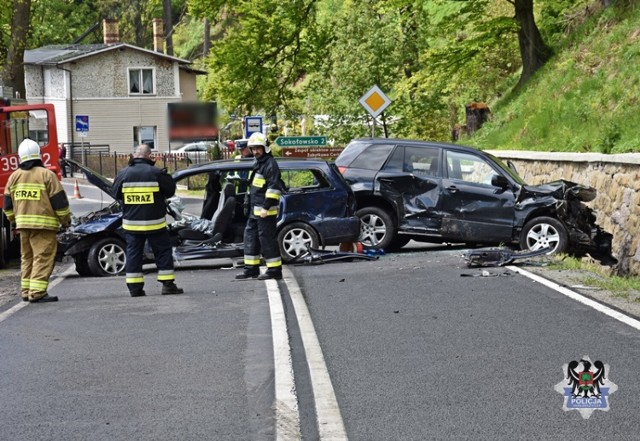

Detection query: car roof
(172, 157), (333, 180)
(349, 137), (487, 155)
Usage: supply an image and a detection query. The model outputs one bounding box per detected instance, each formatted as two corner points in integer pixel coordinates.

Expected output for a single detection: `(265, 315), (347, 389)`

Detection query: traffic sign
(274, 136), (326, 147)
(244, 116), (263, 139)
(359, 85), (391, 118)
(75, 115), (89, 132)
(281, 147), (343, 159)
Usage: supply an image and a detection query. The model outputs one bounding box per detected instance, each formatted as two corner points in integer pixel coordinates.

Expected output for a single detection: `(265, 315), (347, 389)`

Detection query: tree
(0, 0), (32, 99)
(509, 0), (553, 88)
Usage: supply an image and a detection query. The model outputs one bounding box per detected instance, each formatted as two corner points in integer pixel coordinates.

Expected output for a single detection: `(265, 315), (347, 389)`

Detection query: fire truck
(0, 98), (61, 268)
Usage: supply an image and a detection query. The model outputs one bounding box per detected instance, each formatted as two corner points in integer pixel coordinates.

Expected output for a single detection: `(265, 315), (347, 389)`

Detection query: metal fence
(67, 144), (234, 180)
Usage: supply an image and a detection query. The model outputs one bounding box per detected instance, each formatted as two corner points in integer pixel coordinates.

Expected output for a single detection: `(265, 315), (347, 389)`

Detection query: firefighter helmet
(248, 132), (270, 153)
(18, 139), (42, 163)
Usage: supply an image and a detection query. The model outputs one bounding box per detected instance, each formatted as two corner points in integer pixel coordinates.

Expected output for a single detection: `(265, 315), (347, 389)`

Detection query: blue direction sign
(274, 136), (327, 147)
(244, 116), (263, 139)
(75, 115), (89, 132)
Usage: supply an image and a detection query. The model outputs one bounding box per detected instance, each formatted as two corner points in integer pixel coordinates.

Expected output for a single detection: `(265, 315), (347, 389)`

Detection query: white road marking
(283, 267), (348, 440)
(265, 279), (302, 440)
(507, 265), (640, 331)
(0, 265), (75, 324)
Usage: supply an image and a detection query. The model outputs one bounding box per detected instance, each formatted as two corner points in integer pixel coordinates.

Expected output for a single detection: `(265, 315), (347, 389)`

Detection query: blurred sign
(274, 136), (326, 147)
(168, 102), (218, 141)
(244, 116), (263, 139)
(75, 115), (89, 132)
(359, 84), (391, 118)
(281, 147), (343, 159)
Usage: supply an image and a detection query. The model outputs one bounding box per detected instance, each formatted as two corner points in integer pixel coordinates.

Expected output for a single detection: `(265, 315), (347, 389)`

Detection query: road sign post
(75, 115), (89, 166)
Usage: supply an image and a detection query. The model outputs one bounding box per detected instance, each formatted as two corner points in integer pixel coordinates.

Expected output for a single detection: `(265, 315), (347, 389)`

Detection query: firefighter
(236, 132), (285, 280)
(113, 144), (184, 297)
(3, 139), (71, 303)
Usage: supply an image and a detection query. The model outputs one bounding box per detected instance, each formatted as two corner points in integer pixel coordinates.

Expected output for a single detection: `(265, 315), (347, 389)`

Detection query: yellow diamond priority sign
(359, 84), (392, 118)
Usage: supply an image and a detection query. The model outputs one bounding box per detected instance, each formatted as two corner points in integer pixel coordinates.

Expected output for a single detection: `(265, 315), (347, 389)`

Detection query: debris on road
(463, 247), (551, 267)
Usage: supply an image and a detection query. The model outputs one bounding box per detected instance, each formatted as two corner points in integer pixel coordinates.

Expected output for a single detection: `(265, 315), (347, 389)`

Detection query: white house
(23, 19), (207, 154)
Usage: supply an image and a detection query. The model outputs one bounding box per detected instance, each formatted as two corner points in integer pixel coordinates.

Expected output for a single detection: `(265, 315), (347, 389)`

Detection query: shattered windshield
(486, 153), (527, 185)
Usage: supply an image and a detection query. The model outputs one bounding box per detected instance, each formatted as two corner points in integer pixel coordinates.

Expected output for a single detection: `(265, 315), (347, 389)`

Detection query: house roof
(24, 43), (193, 66)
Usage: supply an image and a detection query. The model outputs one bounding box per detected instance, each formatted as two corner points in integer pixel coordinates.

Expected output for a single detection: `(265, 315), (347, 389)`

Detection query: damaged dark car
(58, 158), (361, 276)
(335, 138), (616, 265)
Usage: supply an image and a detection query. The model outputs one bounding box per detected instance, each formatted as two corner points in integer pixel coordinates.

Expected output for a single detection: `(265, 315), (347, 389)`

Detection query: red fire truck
(0, 99), (61, 267)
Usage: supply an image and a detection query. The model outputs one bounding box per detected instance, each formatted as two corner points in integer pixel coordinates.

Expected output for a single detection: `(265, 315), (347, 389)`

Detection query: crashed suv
(336, 138), (616, 264)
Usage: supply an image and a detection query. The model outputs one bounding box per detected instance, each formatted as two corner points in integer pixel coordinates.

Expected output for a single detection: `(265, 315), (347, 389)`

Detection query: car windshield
(486, 153), (527, 185)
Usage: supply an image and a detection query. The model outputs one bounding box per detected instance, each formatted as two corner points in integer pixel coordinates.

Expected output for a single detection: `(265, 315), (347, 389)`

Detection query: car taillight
(338, 166), (347, 175)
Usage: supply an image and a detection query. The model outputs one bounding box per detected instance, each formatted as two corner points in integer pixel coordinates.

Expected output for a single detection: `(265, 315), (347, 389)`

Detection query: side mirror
(491, 174), (510, 188)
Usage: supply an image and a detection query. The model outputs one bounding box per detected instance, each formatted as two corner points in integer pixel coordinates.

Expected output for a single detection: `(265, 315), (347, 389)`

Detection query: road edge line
(0, 264), (75, 324)
(507, 265), (640, 331)
(283, 267), (348, 440)
(265, 279), (302, 440)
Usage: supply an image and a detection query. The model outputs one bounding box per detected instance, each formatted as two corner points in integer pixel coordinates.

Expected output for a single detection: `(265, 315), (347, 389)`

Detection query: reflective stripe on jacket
(3, 165), (71, 230)
(248, 153), (284, 218)
(113, 158), (176, 233)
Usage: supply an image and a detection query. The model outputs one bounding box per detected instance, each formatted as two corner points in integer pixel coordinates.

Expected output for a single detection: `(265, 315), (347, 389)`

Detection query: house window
(129, 68), (155, 95)
(134, 126), (156, 150)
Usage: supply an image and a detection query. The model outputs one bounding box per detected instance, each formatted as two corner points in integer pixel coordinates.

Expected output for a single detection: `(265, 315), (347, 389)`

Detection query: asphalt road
(1, 180), (639, 439)
(2, 247), (639, 440)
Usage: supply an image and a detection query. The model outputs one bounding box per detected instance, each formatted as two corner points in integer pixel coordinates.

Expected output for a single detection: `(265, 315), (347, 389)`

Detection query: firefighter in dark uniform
(113, 144), (184, 297)
(236, 132), (284, 280)
(3, 139), (71, 303)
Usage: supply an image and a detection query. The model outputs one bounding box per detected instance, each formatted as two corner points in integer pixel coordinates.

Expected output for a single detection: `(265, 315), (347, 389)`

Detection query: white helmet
(248, 132), (270, 153)
(18, 139), (42, 163)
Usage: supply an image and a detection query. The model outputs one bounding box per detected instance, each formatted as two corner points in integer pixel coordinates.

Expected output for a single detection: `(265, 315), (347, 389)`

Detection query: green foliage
(470, 2), (640, 153)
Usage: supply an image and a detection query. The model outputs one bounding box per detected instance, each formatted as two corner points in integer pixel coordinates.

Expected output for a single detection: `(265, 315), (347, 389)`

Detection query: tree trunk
(203, 18), (211, 57)
(514, 0), (552, 89)
(2, 0), (32, 99)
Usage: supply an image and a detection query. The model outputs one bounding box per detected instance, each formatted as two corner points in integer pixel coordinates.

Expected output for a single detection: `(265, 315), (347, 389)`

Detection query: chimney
(103, 19), (120, 45)
(153, 18), (165, 53)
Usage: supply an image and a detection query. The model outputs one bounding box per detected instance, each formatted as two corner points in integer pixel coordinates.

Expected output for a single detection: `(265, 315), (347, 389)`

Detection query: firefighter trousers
(19, 229), (58, 301)
(125, 230), (176, 293)
(243, 216), (282, 274)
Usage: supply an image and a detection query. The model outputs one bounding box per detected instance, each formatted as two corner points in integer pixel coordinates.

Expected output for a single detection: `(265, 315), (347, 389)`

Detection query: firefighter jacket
(248, 153), (284, 218)
(3, 161), (71, 230)
(113, 158), (176, 233)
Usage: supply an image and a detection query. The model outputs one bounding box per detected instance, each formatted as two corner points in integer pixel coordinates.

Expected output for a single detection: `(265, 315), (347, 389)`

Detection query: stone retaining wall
(486, 151), (640, 276)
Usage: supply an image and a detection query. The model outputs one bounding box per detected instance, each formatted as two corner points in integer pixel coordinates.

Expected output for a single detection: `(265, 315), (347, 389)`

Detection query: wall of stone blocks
(488, 151), (640, 276)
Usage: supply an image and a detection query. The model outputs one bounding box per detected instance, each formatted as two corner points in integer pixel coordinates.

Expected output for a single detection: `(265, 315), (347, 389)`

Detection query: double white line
(266, 267), (348, 441)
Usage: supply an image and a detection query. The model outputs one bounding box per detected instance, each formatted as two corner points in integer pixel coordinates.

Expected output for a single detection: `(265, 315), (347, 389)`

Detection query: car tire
(356, 207), (395, 250)
(74, 252), (92, 277)
(519, 216), (568, 254)
(278, 222), (319, 263)
(87, 237), (127, 276)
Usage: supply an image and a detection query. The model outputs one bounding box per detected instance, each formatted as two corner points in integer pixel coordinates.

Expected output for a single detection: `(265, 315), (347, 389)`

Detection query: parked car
(58, 158), (360, 276)
(172, 141), (214, 162)
(335, 138), (616, 264)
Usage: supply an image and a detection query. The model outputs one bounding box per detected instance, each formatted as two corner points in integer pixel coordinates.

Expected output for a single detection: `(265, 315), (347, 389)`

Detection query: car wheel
(74, 252), (92, 277)
(356, 207), (395, 250)
(87, 237), (127, 276)
(278, 222), (319, 263)
(520, 216), (568, 254)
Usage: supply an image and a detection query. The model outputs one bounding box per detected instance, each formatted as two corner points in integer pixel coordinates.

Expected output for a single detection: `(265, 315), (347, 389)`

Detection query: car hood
(519, 179), (596, 203)
(64, 158), (117, 199)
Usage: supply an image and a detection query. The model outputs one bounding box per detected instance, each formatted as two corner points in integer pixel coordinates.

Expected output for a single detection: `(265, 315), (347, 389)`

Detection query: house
(23, 19), (209, 154)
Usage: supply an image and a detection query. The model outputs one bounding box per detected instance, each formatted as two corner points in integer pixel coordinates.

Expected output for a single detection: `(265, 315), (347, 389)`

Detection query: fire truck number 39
(0, 153), (52, 172)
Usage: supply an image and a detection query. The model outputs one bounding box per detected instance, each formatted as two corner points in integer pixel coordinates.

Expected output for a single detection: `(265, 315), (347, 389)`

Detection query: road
(1, 180), (639, 439)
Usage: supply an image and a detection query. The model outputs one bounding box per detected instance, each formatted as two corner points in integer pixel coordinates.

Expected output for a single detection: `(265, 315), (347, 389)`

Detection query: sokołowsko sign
(274, 136), (327, 147)
(281, 147), (344, 159)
